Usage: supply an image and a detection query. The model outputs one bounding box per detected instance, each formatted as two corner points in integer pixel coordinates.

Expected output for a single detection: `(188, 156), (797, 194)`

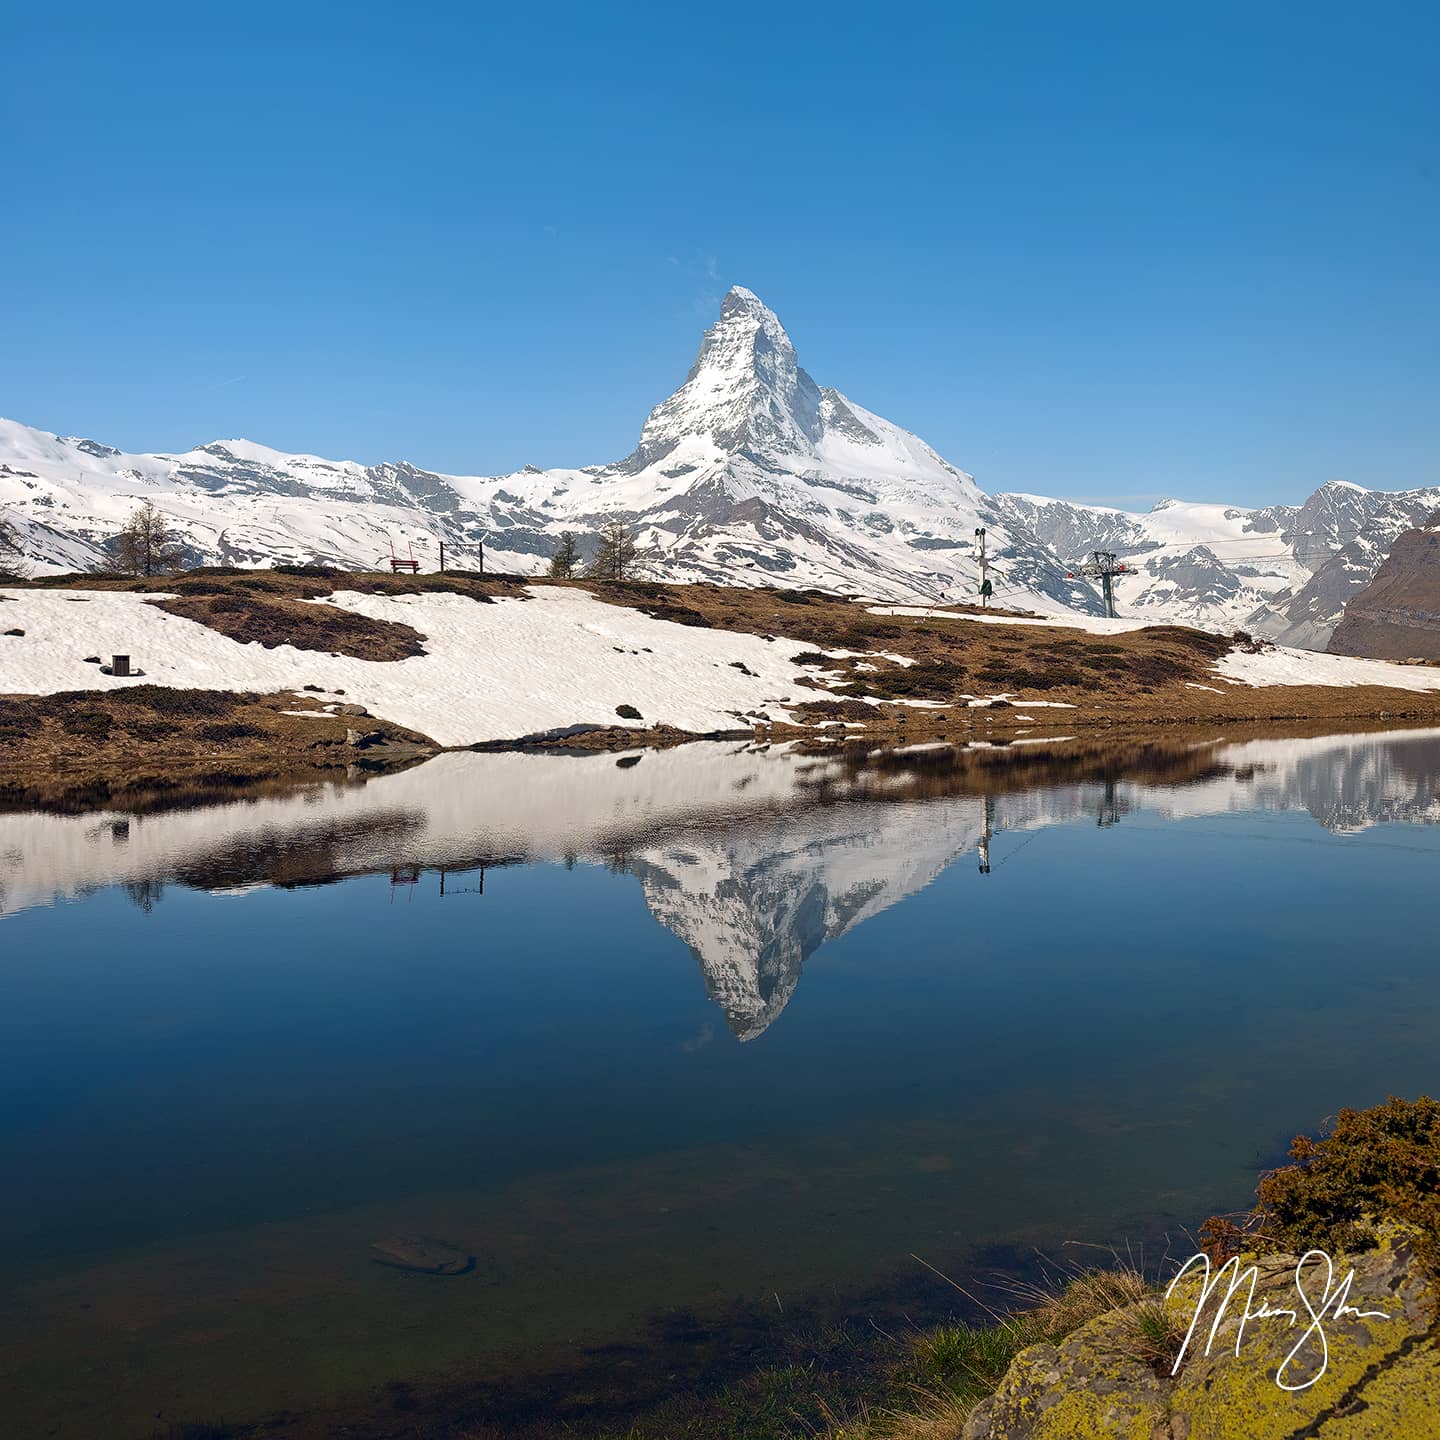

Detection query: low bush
(61, 709), (115, 739)
(124, 687), (246, 717)
(977, 662), (1083, 690)
(1227, 1095), (1440, 1270)
(196, 722), (266, 742)
(126, 720), (182, 741)
(795, 698), (876, 720)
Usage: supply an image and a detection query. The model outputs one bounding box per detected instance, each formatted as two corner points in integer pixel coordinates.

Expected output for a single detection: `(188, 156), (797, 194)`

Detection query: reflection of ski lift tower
(438, 865), (485, 897)
(1091, 780), (1129, 827)
(1068, 551), (1132, 619)
(978, 794), (993, 873)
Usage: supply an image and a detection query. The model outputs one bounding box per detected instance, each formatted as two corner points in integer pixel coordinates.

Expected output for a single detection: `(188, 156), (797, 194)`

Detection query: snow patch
(1213, 645), (1440, 692)
(0, 585), (818, 745)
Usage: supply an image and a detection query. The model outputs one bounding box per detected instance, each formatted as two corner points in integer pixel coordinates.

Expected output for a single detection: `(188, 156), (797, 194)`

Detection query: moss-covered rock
(961, 1307), (1169, 1439)
(963, 1231), (1438, 1440)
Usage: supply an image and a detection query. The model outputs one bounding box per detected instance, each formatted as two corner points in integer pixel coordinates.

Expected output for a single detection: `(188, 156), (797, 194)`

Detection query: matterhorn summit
(630, 285), (827, 465)
(574, 285), (1090, 607)
(4, 285), (1438, 632)
(0, 287), (1095, 609)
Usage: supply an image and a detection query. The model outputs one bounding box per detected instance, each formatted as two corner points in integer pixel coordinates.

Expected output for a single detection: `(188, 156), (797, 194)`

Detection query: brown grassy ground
(7, 573), (1440, 765)
(19, 566), (528, 660)
(578, 580), (1440, 732)
(0, 686), (435, 809)
(153, 590), (428, 660)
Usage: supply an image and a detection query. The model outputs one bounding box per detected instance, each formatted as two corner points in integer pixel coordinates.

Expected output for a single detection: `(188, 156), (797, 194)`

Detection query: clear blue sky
(6, 2), (1437, 507)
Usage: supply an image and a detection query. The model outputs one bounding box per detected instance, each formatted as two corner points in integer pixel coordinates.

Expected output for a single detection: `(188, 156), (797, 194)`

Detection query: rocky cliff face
(1328, 514), (1440, 662)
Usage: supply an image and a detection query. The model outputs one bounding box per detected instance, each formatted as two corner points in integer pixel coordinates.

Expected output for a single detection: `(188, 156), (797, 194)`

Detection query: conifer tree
(0, 513), (27, 580)
(586, 518), (646, 581)
(547, 531), (581, 578)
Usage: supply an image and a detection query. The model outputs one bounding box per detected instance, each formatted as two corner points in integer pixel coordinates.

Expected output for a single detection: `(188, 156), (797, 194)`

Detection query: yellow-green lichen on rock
(1172, 1232), (1435, 1439)
(963, 1229), (1438, 1440)
(1316, 1332), (1440, 1439)
(961, 1308), (1169, 1440)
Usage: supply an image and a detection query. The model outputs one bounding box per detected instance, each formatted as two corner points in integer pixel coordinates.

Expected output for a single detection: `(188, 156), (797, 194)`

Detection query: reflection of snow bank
(0, 585), (812, 745)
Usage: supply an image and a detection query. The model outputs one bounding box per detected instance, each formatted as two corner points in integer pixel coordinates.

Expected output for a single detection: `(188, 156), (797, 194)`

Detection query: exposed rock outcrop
(1329, 514), (1440, 662)
(963, 1232), (1438, 1440)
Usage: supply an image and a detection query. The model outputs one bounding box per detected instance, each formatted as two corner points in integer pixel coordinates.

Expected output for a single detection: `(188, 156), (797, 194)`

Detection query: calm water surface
(2, 729), (1439, 1437)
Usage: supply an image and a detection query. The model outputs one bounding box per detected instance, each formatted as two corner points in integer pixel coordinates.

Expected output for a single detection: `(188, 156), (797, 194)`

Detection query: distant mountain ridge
(996, 482), (1440, 647)
(2, 284), (1435, 647)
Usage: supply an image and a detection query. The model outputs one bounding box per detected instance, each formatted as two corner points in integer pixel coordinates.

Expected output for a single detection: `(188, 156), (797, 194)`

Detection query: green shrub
(1242, 1095), (1440, 1268)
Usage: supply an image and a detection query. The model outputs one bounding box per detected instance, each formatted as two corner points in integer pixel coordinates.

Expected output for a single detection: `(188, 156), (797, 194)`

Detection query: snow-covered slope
(998, 483), (1440, 644)
(0, 420), (499, 575)
(0, 585), (819, 745)
(6, 285), (1434, 637)
(0, 289), (1095, 611)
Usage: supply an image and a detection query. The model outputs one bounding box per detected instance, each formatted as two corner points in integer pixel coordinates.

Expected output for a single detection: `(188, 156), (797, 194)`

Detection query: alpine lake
(2, 725), (1438, 1438)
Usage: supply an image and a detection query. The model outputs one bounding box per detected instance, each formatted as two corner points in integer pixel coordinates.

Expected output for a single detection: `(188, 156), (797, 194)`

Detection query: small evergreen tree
(547, 531), (581, 579)
(108, 500), (186, 577)
(0, 513), (28, 580)
(587, 518), (646, 581)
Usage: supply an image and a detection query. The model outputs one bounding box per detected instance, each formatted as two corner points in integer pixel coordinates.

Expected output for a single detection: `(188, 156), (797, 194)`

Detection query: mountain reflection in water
(5, 728), (1440, 1040)
(4, 726), (1440, 1440)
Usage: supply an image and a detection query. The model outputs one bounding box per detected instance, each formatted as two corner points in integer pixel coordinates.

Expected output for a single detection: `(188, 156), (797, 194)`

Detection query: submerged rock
(369, 1233), (474, 1275)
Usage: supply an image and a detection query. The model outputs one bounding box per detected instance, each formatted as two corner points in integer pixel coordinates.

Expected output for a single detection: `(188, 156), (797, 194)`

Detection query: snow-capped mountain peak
(6, 288), (1434, 638)
(1, 291), (1099, 609)
(632, 285), (825, 467)
(997, 479), (1440, 646)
